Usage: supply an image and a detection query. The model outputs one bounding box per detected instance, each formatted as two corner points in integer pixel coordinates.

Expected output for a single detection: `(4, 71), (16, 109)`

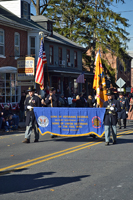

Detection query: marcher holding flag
(93, 50), (108, 107)
(35, 38), (47, 90)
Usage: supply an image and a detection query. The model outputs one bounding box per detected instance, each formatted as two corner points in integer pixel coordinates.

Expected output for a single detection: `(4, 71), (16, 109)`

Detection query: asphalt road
(0, 121), (133, 200)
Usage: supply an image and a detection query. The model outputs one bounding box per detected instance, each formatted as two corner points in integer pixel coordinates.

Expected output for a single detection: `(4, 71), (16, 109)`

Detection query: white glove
(27, 105), (32, 109)
(126, 111), (128, 114)
(110, 106), (114, 111)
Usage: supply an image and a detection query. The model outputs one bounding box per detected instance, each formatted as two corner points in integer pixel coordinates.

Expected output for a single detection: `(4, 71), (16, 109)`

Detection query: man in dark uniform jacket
(117, 92), (129, 129)
(44, 87), (57, 138)
(45, 87), (57, 107)
(103, 90), (121, 146)
(23, 86), (41, 143)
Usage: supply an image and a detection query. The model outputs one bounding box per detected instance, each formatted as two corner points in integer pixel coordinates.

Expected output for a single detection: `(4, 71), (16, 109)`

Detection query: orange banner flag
(93, 50), (108, 107)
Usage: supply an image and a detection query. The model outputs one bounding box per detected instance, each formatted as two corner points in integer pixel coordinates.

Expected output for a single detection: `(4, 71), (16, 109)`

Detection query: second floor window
(59, 48), (62, 61)
(67, 49), (70, 66)
(30, 37), (35, 57)
(23, 1), (28, 19)
(14, 32), (20, 57)
(50, 46), (53, 64)
(0, 29), (4, 56)
(74, 51), (77, 67)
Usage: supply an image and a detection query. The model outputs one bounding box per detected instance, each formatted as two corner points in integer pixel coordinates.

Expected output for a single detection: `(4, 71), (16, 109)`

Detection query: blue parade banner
(34, 107), (106, 137)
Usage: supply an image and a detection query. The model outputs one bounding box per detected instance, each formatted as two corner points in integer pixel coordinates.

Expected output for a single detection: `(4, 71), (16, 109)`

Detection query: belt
(108, 111), (116, 115)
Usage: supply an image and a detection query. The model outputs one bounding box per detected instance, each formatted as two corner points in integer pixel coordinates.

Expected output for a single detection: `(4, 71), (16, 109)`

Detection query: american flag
(76, 73), (85, 83)
(35, 39), (47, 90)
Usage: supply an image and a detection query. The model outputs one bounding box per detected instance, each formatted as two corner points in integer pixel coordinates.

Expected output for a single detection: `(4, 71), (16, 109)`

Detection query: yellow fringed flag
(93, 50), (108, 107)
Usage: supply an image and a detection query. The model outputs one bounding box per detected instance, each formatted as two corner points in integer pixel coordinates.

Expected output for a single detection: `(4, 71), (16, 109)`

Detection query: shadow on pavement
(0, 170), (89, 194)
(116, 138), (133, 144)
(0, 128), (25, 136)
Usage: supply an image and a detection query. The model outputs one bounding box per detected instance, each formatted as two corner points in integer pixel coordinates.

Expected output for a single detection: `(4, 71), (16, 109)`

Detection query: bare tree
(31, 0), (52, 15)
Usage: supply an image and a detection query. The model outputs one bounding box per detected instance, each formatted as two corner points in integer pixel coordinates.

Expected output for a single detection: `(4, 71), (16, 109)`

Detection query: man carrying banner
(103, 90), (121, 146)
(23, 86), (41, 143)
(44, 87), (57, 107)
(44, 87), (57, 138)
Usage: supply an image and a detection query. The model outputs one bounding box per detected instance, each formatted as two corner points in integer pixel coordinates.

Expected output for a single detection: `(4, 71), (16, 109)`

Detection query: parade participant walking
(103, 90), (121, 146)
(23, 86), (41, 143)
(117, 92), (129, 129)
(44, 87), (57, 138)
(87, 95), (93, 107)
(45, 87), (57, 107)
(75, 95), (82, 107)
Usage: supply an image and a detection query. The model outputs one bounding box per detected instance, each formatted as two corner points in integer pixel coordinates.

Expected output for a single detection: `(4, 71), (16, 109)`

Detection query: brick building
(86, 49), (132, 90)
(0, 5), (48, 105)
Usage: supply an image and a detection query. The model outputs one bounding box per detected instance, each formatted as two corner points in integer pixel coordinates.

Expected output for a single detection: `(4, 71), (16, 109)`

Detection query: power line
(119, 10), (133, 13)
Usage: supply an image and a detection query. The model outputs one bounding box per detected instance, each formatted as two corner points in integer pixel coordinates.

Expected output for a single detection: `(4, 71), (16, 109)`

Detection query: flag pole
(39, 32), (50, 89)
(46, 62), (50, 88)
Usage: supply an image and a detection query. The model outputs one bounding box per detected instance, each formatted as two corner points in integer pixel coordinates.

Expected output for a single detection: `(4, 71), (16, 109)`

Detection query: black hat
(50, 87), (56, 92)
(27, 86), (35, 92)
(106, 89), (114, 96)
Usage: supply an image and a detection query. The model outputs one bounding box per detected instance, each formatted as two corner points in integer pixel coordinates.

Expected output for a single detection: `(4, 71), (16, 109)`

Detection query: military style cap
(106, 89), (114, 96)
(27, 86), (35, 92)
(50, 87), (56, 92)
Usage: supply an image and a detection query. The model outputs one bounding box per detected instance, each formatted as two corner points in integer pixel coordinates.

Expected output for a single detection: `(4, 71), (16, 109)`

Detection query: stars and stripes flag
(35, 39), (47, 90)
(93, 50), (108, 107)
(76, 73), (85, 83)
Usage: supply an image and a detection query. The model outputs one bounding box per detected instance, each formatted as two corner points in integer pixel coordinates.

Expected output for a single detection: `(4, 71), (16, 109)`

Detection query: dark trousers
(118, 119), (126, 128)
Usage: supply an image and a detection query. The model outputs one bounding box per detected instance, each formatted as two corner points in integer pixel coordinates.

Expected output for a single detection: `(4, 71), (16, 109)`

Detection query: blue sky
(110, 0), (133, 51)
(31, 0), (133, 51)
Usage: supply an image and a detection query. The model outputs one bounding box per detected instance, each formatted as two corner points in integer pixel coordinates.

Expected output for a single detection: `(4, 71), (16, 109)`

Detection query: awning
(0, 66), (17, 73)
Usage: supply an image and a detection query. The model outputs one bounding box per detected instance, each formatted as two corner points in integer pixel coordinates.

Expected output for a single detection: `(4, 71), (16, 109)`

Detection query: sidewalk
(0, 121), (26, 136)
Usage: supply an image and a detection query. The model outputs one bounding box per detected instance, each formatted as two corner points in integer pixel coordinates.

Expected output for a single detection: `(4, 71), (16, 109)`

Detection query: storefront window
(0, 73), (20, 103)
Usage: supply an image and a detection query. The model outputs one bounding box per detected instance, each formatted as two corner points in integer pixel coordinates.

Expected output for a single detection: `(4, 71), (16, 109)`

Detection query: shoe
(50, 135), (55, 138)
(22, 138), (30, 143)
(119, 127), (121, 129)
(124, 126), (126, 129)
(113, 140), (116, 144)
(90, 134), (96, 138)
(105, 142), (109, 146)
(34, 139), (39, 142)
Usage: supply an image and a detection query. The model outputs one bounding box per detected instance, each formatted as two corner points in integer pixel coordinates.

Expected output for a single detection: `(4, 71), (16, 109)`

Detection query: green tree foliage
(44, 0), (130, 85)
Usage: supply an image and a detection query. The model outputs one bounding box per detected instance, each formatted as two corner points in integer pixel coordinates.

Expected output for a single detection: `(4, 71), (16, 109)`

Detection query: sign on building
(17, 57), (35, 81)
